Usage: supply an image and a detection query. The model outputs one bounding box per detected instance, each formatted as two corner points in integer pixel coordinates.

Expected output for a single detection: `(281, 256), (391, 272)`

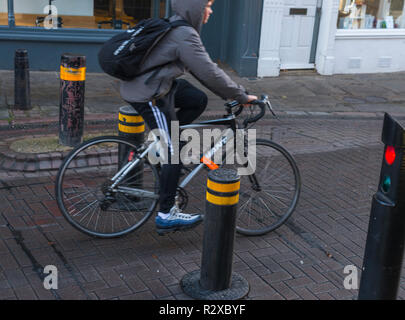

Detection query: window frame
(4, 0), (171, 30)
(337, 0), (405, 31)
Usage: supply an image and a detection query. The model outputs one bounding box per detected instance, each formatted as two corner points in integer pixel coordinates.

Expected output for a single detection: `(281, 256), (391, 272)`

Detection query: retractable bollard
(118, 106), (145, 190)
(59, 53), (86, 147)
(181, 168), (250, 300)
(358, 113), (405, 300)
(14, 49), (31, 110)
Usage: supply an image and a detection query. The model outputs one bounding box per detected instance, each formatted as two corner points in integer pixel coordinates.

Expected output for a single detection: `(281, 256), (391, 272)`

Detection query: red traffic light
(385, 146), (396, 165)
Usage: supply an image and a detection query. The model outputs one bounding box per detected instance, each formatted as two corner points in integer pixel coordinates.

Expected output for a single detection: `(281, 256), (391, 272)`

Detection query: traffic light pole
(358, 113), (405, 300)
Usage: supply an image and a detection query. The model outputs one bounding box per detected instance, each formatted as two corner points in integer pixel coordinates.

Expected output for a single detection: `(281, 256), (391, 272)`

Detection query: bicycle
(55, 95), (301, 238)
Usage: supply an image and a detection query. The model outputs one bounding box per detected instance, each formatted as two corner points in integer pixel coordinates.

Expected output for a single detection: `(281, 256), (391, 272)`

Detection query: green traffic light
(382, 175), (391, 193)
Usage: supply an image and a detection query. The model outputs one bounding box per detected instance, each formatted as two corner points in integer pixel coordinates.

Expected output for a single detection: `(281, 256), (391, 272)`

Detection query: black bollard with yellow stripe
(118, 106), (145, 190)
(14, 49), (31, 110)
(59, 53), (86, 147)
(181, 168), (249, 300)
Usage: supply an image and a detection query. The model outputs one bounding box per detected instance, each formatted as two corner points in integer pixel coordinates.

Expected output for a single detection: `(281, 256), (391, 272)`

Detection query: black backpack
(98, 18), (190, 81)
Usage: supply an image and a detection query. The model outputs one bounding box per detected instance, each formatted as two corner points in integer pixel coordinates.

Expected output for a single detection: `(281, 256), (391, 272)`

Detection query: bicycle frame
(110, 113), (239, 193)
(178, 114), (237, 188)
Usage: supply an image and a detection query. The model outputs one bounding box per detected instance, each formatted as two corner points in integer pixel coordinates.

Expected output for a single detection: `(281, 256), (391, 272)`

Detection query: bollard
(59, 53), (86, 147)
(118, 106), (145, 192)
(358, 113), (405, 300)
(181, 168), (249, 300)
(14, 49), (31, 110)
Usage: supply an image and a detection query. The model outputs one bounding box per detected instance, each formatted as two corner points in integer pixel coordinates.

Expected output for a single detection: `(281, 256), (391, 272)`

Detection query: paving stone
(1, 116), (405, 300)
(95, 285), (132, 300)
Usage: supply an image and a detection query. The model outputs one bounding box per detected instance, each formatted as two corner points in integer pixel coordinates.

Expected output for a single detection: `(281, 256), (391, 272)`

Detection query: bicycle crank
(100, 180), (117, 211)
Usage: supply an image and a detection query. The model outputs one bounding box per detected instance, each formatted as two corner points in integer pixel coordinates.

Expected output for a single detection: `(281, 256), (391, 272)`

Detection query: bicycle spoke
(64, 190), (92, 203)
(258, 197), (277, 218)
(72, 200), (98, 218)
(84, 201), (99, 226)
(94, 207), (101, 232)
(261, 188), (294, 194)
(56, 137), (159, 237)
(261, 190), (290, 203)
(230, 140), (301, 235)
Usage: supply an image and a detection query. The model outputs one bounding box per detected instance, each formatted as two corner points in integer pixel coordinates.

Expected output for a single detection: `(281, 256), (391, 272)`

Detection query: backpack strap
(169, 20), (191, 28)
(135, 20), (191, 82)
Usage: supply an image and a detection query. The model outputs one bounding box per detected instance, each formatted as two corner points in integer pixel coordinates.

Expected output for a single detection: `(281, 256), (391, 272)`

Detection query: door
(279, 0), (319, 69)
(201, 0), (227, 62)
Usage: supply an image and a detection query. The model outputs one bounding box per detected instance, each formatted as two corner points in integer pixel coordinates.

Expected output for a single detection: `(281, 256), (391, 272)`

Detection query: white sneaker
(155, 205), (203, 235)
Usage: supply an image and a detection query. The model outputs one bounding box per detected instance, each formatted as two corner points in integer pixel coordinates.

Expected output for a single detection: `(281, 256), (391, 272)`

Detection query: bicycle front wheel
(236, 139), (301, 236)
(55, 136), (159, 238)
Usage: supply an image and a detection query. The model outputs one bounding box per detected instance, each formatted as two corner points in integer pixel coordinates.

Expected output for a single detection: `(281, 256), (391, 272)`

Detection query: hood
(171, 0), (208, 33)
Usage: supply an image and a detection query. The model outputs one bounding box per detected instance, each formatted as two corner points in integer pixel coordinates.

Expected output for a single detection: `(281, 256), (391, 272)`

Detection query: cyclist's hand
(243, 95), (258, 107)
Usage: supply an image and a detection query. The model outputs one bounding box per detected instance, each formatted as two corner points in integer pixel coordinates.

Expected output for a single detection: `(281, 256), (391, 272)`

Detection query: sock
(158, 212), (171, 219)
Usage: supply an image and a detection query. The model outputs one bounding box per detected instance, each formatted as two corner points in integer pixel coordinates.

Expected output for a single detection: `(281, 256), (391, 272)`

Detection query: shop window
(0, 0), (167, 29)
(338, 0), (405, 29)
(0, 0), (9, 25)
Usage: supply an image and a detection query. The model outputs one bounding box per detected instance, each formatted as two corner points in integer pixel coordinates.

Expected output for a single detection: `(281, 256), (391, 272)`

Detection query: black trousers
(127, 79), (207, 213)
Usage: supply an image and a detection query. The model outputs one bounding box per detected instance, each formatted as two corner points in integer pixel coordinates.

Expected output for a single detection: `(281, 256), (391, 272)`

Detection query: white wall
(257, 0), (339, 77)
(333, 30), (405, 74)
(0, 0), (6, 12)
(315, 0), (339, 75)
(258, 0), (284, 77)
(0, 0), (94, 16)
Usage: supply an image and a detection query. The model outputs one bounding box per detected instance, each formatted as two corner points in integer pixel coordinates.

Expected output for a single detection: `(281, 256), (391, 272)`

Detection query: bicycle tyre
(235, 138), (301, 236)
(55, 136), (160, 238)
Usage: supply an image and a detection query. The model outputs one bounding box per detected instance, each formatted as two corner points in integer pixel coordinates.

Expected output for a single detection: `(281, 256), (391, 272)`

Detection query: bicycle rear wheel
(235, 139), (301, 236)
(55, 136), (159, 238)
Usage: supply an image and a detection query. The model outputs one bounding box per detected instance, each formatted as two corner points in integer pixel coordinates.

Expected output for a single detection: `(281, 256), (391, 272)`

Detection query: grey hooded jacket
(119, 0), (249, 104)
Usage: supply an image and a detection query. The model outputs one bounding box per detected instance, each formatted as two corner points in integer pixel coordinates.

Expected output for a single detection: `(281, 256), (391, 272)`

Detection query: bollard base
(180, 270), (249, 300)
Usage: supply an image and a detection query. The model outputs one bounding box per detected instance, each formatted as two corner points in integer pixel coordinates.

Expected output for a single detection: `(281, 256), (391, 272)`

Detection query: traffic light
(376, 144), (403, 202)
(359, 113), (405, 300)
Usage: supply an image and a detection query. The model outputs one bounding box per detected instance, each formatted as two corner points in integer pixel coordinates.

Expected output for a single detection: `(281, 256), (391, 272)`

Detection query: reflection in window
(0, 0), (168, 29)
(0, 0), (9, 25)
(338, 0), (405, 29)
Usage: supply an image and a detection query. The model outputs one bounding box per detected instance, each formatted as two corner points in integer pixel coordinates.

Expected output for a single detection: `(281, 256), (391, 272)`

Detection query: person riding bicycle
(120, 0), (257, 234)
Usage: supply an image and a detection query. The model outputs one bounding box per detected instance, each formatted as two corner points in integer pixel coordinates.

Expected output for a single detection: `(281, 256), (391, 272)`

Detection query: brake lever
(267, 100), (278, 119)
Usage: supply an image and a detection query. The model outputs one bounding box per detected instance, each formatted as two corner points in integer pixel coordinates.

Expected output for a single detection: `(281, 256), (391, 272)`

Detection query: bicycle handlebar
(225, 94), (276, 126)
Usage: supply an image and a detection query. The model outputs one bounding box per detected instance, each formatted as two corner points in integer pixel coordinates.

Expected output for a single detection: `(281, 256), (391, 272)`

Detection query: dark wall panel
(0, 0), (263, 76)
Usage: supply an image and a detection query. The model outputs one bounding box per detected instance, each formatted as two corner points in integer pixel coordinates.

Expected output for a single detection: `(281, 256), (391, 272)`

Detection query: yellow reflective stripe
(60, 66), (86, 81)
(206, 192), (239, 206)
(119, 113), (144, 124)
(207, 179), (240, 193)
(118, 123), (145, 133)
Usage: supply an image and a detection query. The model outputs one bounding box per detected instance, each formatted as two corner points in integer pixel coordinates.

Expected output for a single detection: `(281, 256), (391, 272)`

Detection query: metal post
(181, 168), (249, 300)
(59, 53), (86, 147)
(8, 0), (15, 27)
(358, 113), (405, 300)
(118, 106), (145, 192)
(165, 0), (171, 18)
(14, 49), (31, 110)
(152, 0), (160, 18)
(310, 0), (323, 64)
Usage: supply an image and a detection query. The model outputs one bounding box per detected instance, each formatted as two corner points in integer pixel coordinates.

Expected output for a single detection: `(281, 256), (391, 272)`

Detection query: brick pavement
(1, 118), (405, 300)
(1, 68), (405, 129)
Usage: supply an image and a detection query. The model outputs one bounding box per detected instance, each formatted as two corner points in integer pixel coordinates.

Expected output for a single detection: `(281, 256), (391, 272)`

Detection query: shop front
(0, 0), (169, 71)
(0, 0), (263, 76)
(334, 0), (405, 74)
(258, 0), (405, 76)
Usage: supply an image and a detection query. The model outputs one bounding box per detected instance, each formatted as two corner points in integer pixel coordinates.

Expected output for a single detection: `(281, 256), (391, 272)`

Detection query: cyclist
(120, 0), (257, 234)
